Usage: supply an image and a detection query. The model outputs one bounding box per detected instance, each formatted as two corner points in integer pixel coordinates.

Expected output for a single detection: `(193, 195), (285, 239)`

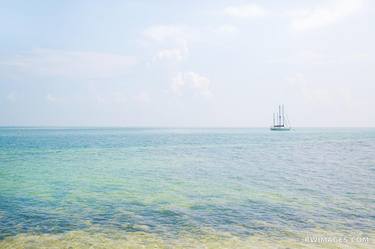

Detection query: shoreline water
(1, 228), (373, 248)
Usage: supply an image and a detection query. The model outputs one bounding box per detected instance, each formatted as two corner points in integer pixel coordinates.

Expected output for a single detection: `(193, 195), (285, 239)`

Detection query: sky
(0, 0), (374, 127)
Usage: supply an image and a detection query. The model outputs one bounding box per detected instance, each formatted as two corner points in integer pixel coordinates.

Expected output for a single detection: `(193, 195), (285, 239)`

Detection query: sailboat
(270, 105), (291, 131)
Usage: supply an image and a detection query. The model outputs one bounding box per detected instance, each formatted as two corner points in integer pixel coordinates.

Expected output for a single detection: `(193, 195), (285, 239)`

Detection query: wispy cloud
(144, 24), (240, 62)
(134, 91), (151, 103)
(154, 46), (189, 62)
(143, 26), (214, 98)
(143, 25), (193, 62)
(0, 49), (137, 79)
(288, 0), (364, 31)
(214, 24), (239, 35)
(142, 25), (192, 43)
(46, 93), (58, 103)
(6, 92), (17, 102)
(223, 3), (267, 18)
(171, 72), (212, 97)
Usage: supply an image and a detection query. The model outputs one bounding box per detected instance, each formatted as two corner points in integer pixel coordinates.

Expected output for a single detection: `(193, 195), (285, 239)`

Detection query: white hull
(270, 126), (291, 131)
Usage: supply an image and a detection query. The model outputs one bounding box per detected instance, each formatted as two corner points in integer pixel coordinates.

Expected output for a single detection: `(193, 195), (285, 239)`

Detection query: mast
(271, 104), (291, 130)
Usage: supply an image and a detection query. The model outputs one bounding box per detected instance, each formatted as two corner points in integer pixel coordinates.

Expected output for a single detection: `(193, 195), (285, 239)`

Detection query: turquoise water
(0, 128), (374, 248)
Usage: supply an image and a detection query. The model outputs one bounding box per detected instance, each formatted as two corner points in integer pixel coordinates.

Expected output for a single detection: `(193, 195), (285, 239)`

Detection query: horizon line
(1, 126), (375, 129)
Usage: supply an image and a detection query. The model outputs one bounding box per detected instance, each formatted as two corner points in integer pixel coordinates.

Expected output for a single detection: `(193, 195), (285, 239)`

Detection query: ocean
(0, 128), (374, 248)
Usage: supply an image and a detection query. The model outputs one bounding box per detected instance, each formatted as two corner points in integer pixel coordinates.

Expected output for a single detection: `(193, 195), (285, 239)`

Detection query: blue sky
(0, 0), (374, 126)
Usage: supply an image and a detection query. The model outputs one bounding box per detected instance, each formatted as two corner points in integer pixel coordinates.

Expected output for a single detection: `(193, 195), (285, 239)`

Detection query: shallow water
(0, 128), (374, 248)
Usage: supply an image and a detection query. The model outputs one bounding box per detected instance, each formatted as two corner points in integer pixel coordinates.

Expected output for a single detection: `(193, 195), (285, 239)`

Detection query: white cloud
(154, 46), (188, 62)
(214, 24), (239, 35)
(46, 93), (57, 102)
(289, 0), (364, 31)
(223, 4), (267, 18)
(143, 25), (191, 43)
(144, 24), (240, 63)
(112, 92), (128, 104)
(171, 73), (186, 94)
(143, 25), (193, 62)
(0, 49), (137, 79)
(6, 92), (17, 102)
(134, 91), (151, 103)
(95, 95), (106, 104)
(171, 72), (212, 97)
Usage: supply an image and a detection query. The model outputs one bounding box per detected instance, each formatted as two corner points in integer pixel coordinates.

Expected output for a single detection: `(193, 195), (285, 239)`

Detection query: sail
(271, 105), (291, 131)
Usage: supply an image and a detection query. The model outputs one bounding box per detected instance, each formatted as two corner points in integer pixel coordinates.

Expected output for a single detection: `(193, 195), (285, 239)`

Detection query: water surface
(0, 128), (374, 248)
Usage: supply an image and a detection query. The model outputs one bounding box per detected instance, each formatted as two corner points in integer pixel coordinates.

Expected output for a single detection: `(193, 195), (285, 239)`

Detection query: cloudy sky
(0, 0), (374, 127)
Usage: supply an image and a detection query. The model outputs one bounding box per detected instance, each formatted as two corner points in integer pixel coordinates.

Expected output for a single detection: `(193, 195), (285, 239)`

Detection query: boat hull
(270, 127), (291, 131)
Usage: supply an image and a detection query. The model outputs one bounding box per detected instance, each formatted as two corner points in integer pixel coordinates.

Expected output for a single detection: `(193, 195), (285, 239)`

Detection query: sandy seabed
(0, 229), (373, 249)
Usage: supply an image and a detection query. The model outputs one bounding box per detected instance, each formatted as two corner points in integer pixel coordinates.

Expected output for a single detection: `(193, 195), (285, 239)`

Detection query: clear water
(0, 128), (374, 248)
